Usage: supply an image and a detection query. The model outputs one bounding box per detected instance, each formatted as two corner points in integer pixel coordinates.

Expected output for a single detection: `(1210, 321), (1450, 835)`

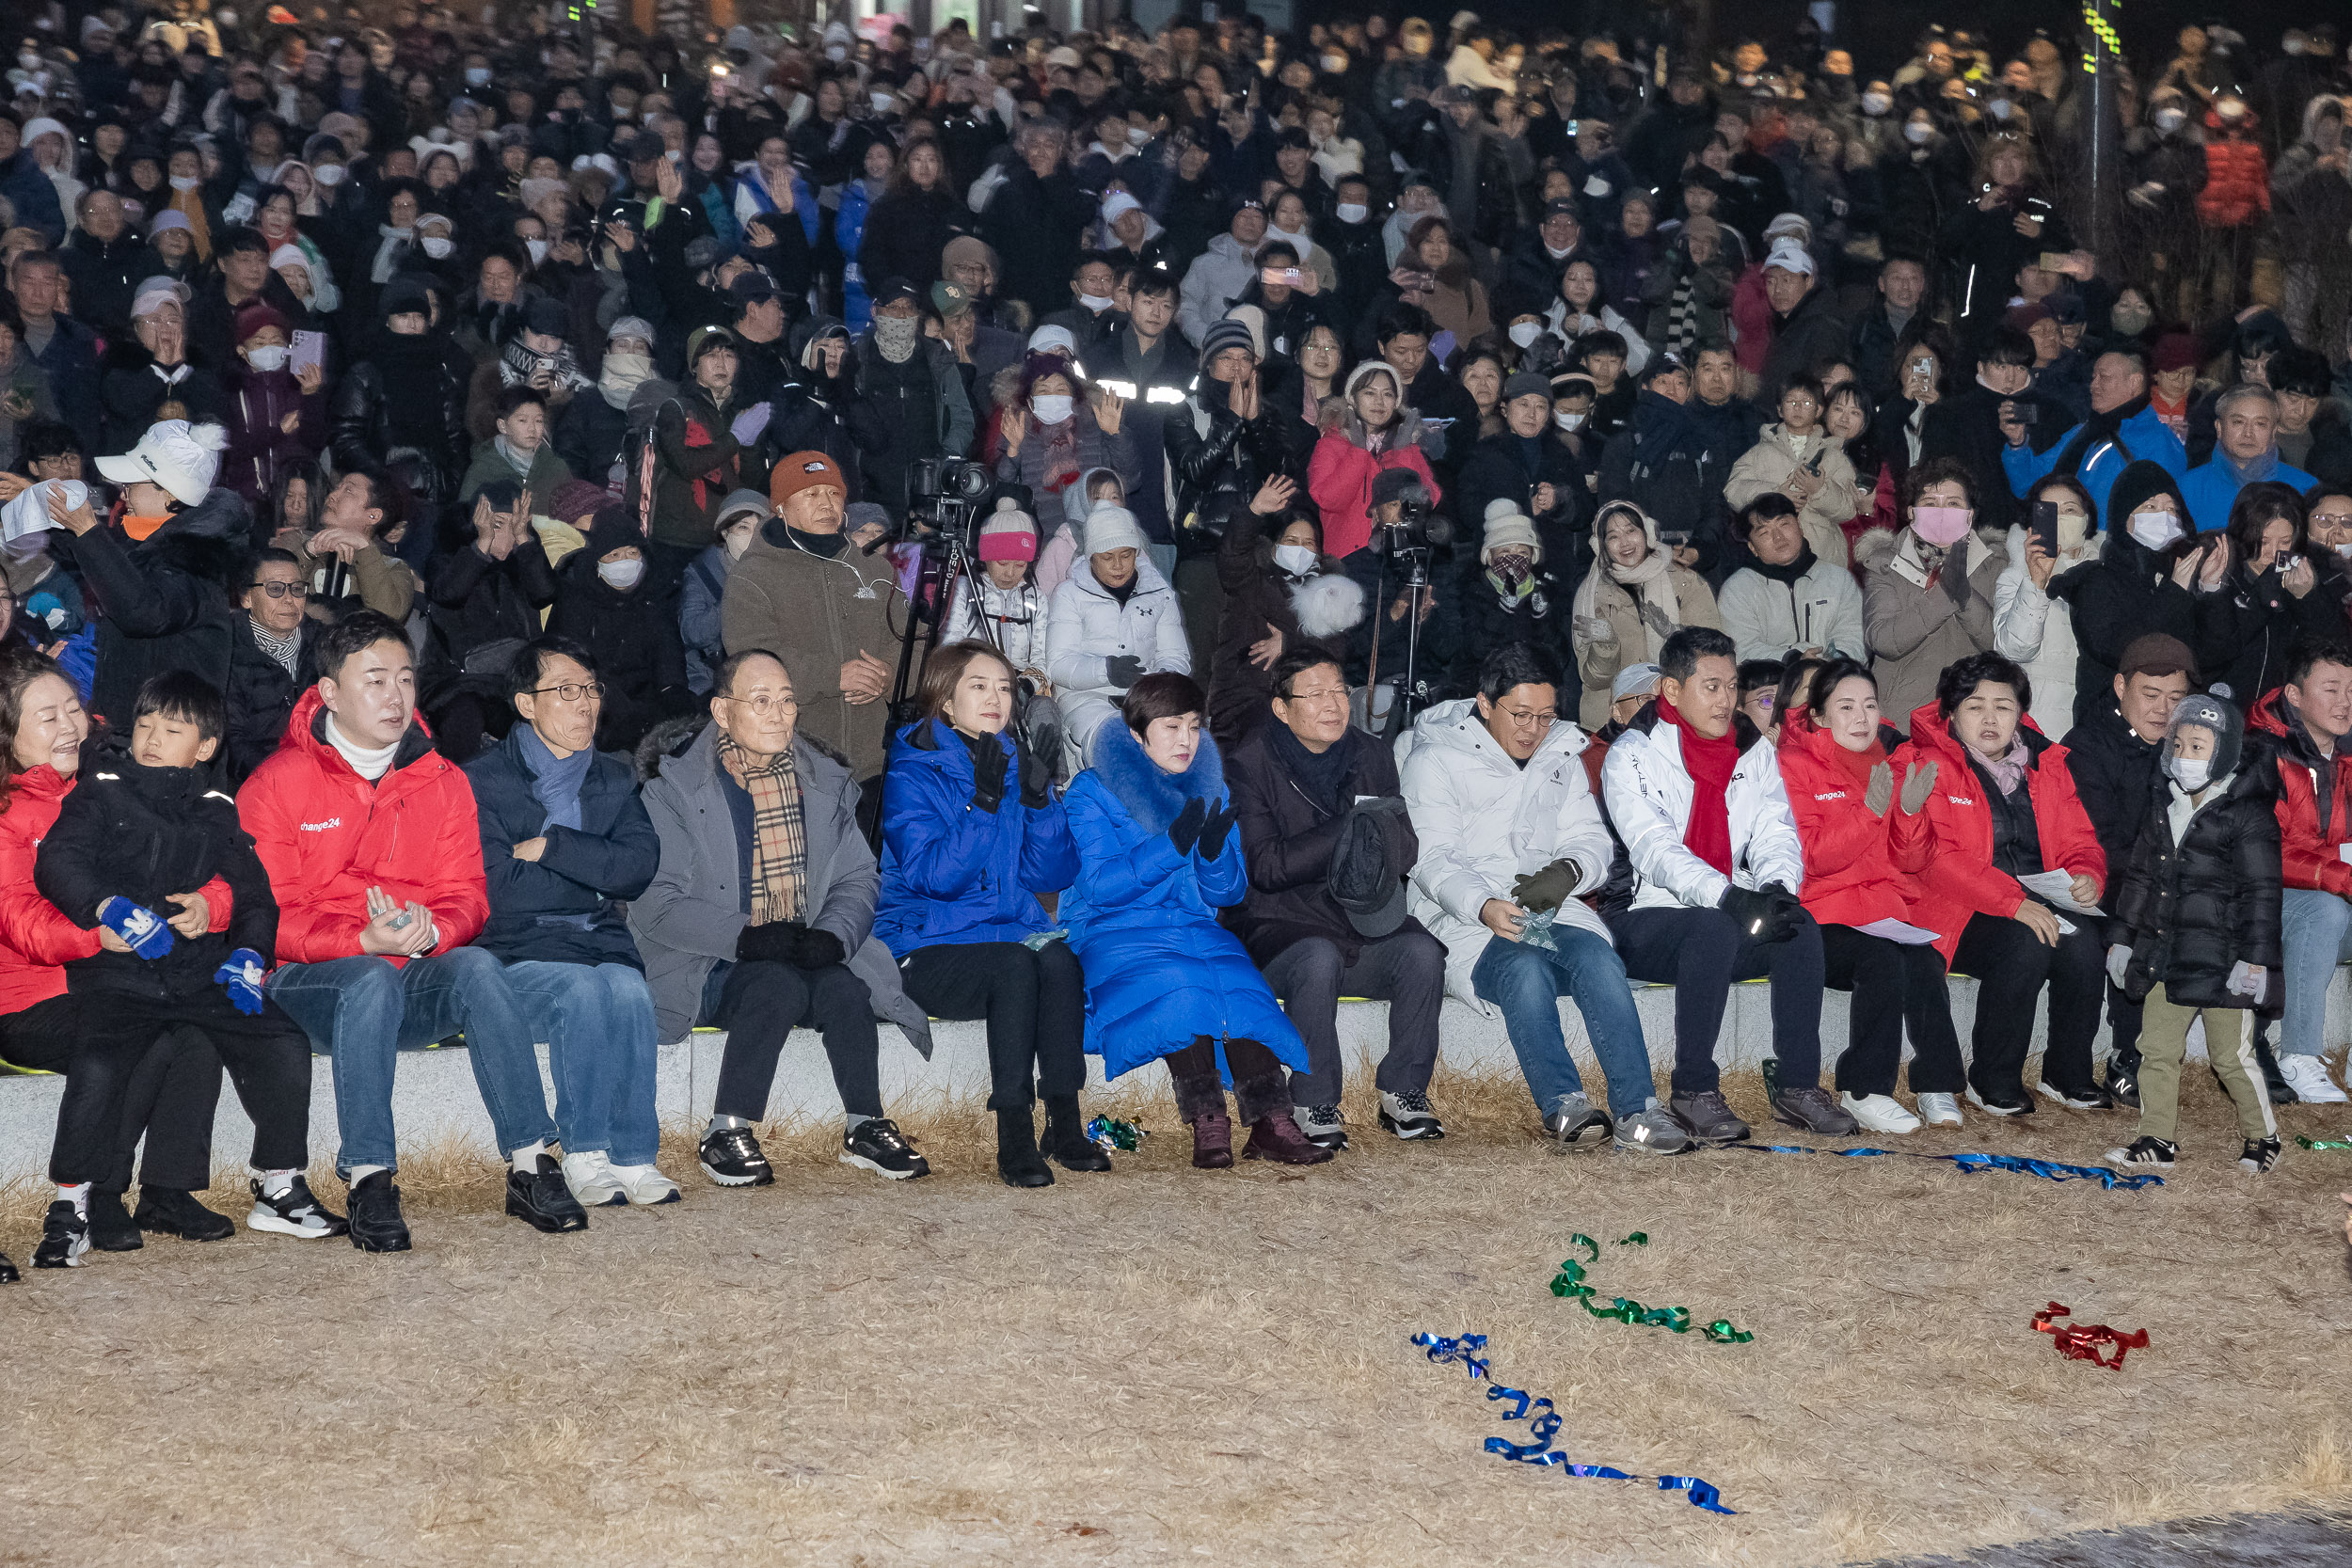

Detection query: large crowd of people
(4, 0), (2352, 1279)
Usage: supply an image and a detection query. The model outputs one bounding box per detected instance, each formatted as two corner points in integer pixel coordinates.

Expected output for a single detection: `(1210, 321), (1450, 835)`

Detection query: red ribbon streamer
(2033, 1302), (2149, 1369)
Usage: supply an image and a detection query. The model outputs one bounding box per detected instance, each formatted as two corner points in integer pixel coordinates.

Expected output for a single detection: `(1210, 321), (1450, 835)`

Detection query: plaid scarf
(718, 733), (807, 926)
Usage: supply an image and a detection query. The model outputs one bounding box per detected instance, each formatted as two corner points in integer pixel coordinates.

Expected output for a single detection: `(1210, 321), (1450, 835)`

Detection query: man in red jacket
(2251, 641), (2352, 1103)
(240, 611), (588, 1251)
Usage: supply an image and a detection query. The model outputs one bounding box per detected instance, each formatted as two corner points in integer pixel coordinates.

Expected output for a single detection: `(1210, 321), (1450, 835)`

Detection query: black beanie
(2104, 459), (2187, 532)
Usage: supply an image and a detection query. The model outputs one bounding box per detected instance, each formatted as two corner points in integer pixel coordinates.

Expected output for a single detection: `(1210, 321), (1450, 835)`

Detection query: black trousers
(46, 990), (312, 1182)
(898, 940), (1086, 1111)
(1949, 911), (2105, 1098)
(1609, 904), (1825, 1097)
(1820, 925), (1967, 1096)
(2105, 983), (2143, 1072)
(708, 958), (883, 1121)
(0, 993), (224, 1190)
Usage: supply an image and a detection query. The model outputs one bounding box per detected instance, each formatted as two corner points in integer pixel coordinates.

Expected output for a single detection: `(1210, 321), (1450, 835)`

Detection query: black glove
(1941, 557), (1973, 605)
(968, 731), (1009, 815)
(736, 920), (804, 965)
(1756, 882), (1806, 944)
(1013, 722), (1054, 808)
(1104, 654), (1144, 690)
(1718, 884), (1782, 942)
(1168, 797), (1208, 855)
(1511, 859), (1583, 914)
(784, 926), (847, 970)
(1196, 800), (1239, 860)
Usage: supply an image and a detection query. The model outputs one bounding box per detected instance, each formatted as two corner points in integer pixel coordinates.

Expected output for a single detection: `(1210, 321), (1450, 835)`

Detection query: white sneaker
(1838, 1091), (1922, 1134)
(2278, 1054), (2350, 1104)
(560, 1150), (628, 1208)
(1915, 1092), (1963, 1128)
(607, 1162), (682, 1206)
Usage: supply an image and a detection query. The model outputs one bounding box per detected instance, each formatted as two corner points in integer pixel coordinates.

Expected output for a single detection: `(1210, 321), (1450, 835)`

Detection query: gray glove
(1899, 760), (1938, 816)
(1864, 761), (1893, 818)
(1941, 557), (1972, 605)
(2106, 944), (2131, 990)
(1104, 654), (1144, 690)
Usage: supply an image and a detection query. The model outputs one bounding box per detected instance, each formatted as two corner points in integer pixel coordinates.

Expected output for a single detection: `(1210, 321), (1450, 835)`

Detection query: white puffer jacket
(1044, 557), (1191, 703)
(943, 577), (1050, 675)
(1991, 521), (2101, 739)
(1600, 708), (1806, 913)
(1397, 699), (1617, 1006)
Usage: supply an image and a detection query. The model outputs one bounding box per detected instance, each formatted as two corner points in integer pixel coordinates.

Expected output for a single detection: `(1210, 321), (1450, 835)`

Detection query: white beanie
(1084, 504), (1148, 559)
(1764, 238), (1816, 277)
(1027, 324), (1078, 357)
(1101, 190), (1143, 226)
(96, 420), (227, 507)
(266, 243), (307, 271)
(1480, 498), (1543, 563)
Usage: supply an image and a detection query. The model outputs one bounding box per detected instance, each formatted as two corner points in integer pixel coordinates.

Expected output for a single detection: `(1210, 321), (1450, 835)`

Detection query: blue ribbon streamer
(1413, 1331), (1738, 1515)
(1731, 1143), (2163, 1190)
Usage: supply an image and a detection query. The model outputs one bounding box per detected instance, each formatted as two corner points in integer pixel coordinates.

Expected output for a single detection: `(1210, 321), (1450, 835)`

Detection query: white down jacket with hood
(1397, 698), (1618, 1007)
(1177, 230), (1262, 346)
(1599, 705), (1806, 913)
(1045, 554), (1191, 753)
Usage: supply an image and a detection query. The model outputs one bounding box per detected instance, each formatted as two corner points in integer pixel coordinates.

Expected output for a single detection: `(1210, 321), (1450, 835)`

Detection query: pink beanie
(977, 498), (1038, 562)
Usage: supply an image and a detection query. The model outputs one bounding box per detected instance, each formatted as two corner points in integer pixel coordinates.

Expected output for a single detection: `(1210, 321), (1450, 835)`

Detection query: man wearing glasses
(1222, 649), (1448, 1151)
(224, 548), (320, 783)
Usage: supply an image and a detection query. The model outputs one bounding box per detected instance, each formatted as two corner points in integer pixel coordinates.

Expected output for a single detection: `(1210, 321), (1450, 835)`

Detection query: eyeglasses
(2312, 512), (2352, 529)
(723, 691), (797, 716)
(1284, 685), (1349, 705)
(1497, 705), (1556, 727)
(253, 581), (310, 599)
(530, 681), (605, 703)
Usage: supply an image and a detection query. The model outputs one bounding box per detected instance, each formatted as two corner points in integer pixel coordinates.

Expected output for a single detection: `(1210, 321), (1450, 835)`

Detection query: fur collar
(1089, 715), (1226, 832)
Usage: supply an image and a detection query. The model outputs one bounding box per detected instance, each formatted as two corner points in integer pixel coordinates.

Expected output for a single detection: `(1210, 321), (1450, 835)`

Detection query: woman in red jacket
(1897, 650), (2113, 1117)
(1306, 360), (1442, 559)
(0, 650), (230, 1274)
(1778, 658), (1967, 1132)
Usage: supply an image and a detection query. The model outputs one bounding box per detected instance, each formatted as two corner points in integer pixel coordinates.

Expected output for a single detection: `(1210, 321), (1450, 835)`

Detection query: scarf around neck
(2052, 391), (2151, 478)
(718, 731), (808, 926)
(1657, 692), (1738, 877)
(494, 435), (536, 481)
(517, 721), (594, 832)
(1967, 736), (2030, 798)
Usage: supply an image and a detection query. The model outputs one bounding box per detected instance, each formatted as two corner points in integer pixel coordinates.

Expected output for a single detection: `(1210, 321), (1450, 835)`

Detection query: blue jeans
(2280, 888), (2352, 1060)
(266, 948), (560, 1177)
(1471, 928), (1657, 1117)
(501, 960), (660, 1165)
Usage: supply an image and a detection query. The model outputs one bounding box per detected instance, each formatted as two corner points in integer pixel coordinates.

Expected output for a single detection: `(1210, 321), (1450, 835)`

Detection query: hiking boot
(1295, 1103), (1349, 1151)
(2106, 1135), (2177, 1168)
(506, 1154), (591, 1233)
(1377, 1090), (1446, 1140)
(247, 1176), (349, 1239)
(135, 1186), (236, 1242)
(698, 1125), (775, 1187)
(1544, 1092), (1613, 1149)
(33, 1201), (89, 1269)
(1772, 1085), (1860, 1135)
(346, 1170), (412, 1253)
(842, 1117), (930, 1180)
(995, 1106), (1054, 1189)
(1670, 1089), (1750, 1143)
(87, 1189), (142, 1251)
(1189, 1112), (1234, 1169)
(1613, 1102), (1692, 1155)
(1242, 1108), (1334, 1165)
(2238, 1135), (2283, 1174)
(1041, 1095), (1112, 1171)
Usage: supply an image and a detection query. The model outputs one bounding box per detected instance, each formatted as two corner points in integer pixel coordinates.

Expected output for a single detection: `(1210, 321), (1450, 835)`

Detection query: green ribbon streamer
(2294, 1133), (2352, 1151)
(1548, 1233), (1753, 1343)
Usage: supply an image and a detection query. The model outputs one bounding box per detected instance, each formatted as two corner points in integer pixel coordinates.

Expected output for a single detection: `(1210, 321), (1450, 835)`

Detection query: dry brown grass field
(2, 1057), (2349, 1568)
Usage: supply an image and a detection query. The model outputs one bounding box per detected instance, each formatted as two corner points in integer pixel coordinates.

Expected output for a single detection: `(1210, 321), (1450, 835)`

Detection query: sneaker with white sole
(1378, 1090), (1446, 1140)
(561, 1150), (628, 1208)
(246, 1176), (349, 1239)
(2106, 1135), (2177, 1168)
(2036, 1080), (2115, 1111)
(1966, 1085), (2033, 1117)
(1838, 1092), (1922, 1134)
(1544, 1092), (1613, 1148)
(1914, 1092), (1963, 1128)
(1295, 1103), (1349, 1151)
(31, 1201), (88, 1269)
(1612, 1101), (1692, 1155)
(2238, 1135), (2283, 1174)
(841, 1117), (930, 1180)
(607, 1162), (682, 1205)
(2277, 1054), (2350, 1104)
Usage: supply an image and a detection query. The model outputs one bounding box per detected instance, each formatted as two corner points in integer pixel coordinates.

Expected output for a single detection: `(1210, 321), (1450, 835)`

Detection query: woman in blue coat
(1060, 673), (1331, 1170)
(876, 642), (1109, 1187)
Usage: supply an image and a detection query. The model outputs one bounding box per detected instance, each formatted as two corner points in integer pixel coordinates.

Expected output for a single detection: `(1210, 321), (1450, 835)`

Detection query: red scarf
(1658, 692), (1739, 877)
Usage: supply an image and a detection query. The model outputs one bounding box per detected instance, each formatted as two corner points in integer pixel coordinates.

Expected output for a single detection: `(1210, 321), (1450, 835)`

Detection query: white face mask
(2169, 756), (2211, 791)
(314, 163), (347, 186)
(467, 66), (492, 86)
(1988, 98), (2015, 120)
(598, 557), (646, 589)
(246, 344), (289, 372)
(1555, 410), (1585, 431)
(2154, 108), (2186, 132)
(1904, 121), (1934, 145)
(170, 175), (202, 191)
(1077, 293), (1113, 312)
(1030, 393), (1074, 425)
(1272, 543), (1318, 577)
(1862, 91), (1892, 116)
(421, 235), (453, 259)
(870, 91), (895, 114)
(526, 238), (548, 264)
(1508, 321), (1542, 348)
(723, 527), (754, 561)
(1127, 125), (1150, 146)
(1336, 202), (1368, 224)
(2129, 511), (2183, 551)
(825, 43), (848, 62)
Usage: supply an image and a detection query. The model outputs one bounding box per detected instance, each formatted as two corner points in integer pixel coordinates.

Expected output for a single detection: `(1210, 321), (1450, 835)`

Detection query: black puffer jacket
(422, 532), (557, 689)
(2113, 759), (2282, 1012)
(2058, 697), (2165, 944)
(223, 613), (322, 784)
(97, 340), (230, 456)
(52, 488), (248, 732)
(2198, 560), (2344, 711)
(2047, 482), (2214, 730)
(329, 331), (473, 504)
(545, 508), (696, 754)
(1165, 388), (1304, 546)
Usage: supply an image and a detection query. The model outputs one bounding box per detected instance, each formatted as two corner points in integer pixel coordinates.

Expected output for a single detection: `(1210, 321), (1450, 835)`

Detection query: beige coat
(1569, 503), (1723, 729)
(1855, 524), (2009, 734)
(1724, 423), (1860, 568)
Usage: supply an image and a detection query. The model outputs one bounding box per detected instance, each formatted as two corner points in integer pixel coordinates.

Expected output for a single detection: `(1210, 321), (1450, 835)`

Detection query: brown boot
(1172, 1069), (1233, 1170)
(1243, 1108), (1335, 1164)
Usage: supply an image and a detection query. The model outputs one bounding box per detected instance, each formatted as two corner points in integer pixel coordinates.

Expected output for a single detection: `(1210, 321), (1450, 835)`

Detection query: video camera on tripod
(898, 454), (996, 551)
(1363, 471), (1452, 734)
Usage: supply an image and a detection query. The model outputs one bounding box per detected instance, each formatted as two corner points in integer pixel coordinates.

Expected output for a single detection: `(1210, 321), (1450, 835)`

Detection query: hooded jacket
(1221, 719), (1420, 968)
(1176, 230), (1264, 347)
(1306, 402), (1443, 560)
(461, 724), (658, 970)
(719, 517), (908, 783)
(2247, 687), (2352, 901)
(1570, 502), (1722, 729)
(54, 486), (249, 732)
(1992, 522), (2106, 738)
(1724, 422), (1862, 568)
(1057, 721), (1307, 1083)
(1397, 696), (1616, 1006)
(238, 689), (490, 968)
(872, 718), (1077, 957)
(1209, 497), (1364, 744)
(1892, 702), (2106, 963)
(1773, 709), (1934, 929)
(1600, 702), (1805, 915)
(2046, 461), (2214, 728)
(546, 509), (694, 753)
(2112, 736), (2281, 1010)
(1856, 520), (2008, 735)
(1044, 552), (1191, 708)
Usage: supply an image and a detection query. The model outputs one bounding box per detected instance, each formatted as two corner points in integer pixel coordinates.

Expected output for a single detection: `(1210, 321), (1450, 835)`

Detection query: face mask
(2169, 755), (2212, 791)
(1912, 505), (1973, 546)
(526, 238), (548, 265)
(1336, 201), (1368, 224)
(18, 51), (40, 71)
(2129, 511), (2183, 551)
(467, 66), (492, 87)
(170, 175), (202, 190)
(724, 528), (754, 561)
(2219, 103), (2246, 123)
(1862, 91), (1892, 116)
(1272, 543), (1318, 577)
(598, 557), (645, 589)
(1031, 394), (1074, 425)
(315, 162), (346, 186)
(2155, 107), (2186, 132)
(1508, 321), (1543, 349)
(2112, 306), (2153, 337)
(1127, 125), (1150, 146)
(1988, 98), (2015, 120)
(1904, 121), (1934, 145)
(826, 43), (848, 62)
(246, 344), (288, 372)
(1077, 293), (1113, 313)
(421, 235), (453, 259)
(1555, 410), (1585, 431)
(872, 312), (920, 361)
(611, 104), (634, 119)
(870, 91), (895, 114)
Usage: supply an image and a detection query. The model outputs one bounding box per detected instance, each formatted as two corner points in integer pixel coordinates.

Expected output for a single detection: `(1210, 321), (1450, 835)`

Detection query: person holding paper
(1774, 658), (1968, 1132)
(1896, 651), (2114, 1117)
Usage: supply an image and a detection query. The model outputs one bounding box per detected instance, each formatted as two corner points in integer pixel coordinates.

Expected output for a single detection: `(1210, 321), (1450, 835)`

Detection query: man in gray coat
(629, 648), (934, 1186)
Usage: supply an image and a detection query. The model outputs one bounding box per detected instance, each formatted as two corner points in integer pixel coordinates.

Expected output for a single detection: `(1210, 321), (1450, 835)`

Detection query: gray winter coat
(628, 721), (932, 1053)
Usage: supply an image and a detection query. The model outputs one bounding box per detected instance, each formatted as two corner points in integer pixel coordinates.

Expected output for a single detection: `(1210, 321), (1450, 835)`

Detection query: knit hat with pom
(977, 496), (1038, 562)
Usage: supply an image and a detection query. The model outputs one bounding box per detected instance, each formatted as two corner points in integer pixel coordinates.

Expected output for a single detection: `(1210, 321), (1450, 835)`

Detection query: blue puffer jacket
(836, 177), (882, 333)
(464, 726), (660, 969)
(1059, 721), (1307, 1084)
(874, 718), (1079, 956)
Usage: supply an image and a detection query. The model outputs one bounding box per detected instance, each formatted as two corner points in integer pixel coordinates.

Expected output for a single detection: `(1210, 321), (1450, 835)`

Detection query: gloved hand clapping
(1168, 798), (1208, 855)
(1104, 655), (1144, 690)
(1195, 800), (1238, 860)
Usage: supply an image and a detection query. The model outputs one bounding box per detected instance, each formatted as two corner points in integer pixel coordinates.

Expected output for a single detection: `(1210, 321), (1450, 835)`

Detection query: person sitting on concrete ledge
(242, 611), (590, 1252)
(630, 649), (935, 1188)
(463, 637), (675, 1211)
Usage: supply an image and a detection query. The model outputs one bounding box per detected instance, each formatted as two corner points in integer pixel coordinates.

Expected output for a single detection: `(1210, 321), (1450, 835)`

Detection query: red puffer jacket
(236, 689), (487, 968)
(1306, 422), (1442, 560)
(1894, 702), (2106, 963)
(1775, 712), (1933, 928)
(2196, 121), (2271, 229)
(2247, 688), (2352, 898)
(0, 766), (233, 1020)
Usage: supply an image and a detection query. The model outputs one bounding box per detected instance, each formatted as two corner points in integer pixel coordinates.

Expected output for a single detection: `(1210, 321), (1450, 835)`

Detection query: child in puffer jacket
(2105, 692), (2283, 1173)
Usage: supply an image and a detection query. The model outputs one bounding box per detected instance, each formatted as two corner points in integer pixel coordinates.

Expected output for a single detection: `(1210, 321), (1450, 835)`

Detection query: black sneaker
(698, 1125), (775, 1187)
(505, 1154), (590, 1233)
(1669, 1089), (1751, 1143)
(87, 1189), (143, 1252)
(1378, 1090), (1446, 1140)
(2103, 1063), (2141, 1109)
(248, 1176), (349, 1239)
(842, 1117), (930, 1180)
(1966, 1085), (2034, 1117)
(2105, 1135), (2178, 1168)
(345, 1170), (412, 1253)
(1771, 1085), (1860, 1134)
(0, 1250), (17, 1284)
(135, 1186), (236, 1242)
(2238, 1135), (2283, 1174)
(1544, 1092), (1613, 1148)
(32, 1201), (88, 1269)
(1295, 1104), (1350, 1151)
(2036, 1081), (2114, 1111)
